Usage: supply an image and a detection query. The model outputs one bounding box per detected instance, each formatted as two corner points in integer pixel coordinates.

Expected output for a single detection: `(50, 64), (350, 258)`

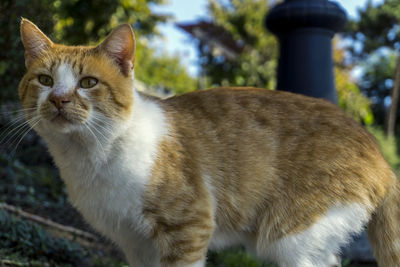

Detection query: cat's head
(18, 18), (135, 135)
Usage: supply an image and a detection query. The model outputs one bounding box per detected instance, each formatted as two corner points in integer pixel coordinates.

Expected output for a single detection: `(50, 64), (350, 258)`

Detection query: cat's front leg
(151, 216), (214, 267)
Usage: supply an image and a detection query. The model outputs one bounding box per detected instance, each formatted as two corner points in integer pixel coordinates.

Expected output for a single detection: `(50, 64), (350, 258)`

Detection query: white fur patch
(37, 87), (52, 106)
(126, 90), (168, 182)
(261, 203), (371, 267)
(61, 91), (168, 234)
(36, 63), (77, 109)
(77, 88), (89, 99)
(203, 174), (216, 217)
(393, 239), (400, 251)
(54, 63), (76, 96)
(40, 88), (168, 266)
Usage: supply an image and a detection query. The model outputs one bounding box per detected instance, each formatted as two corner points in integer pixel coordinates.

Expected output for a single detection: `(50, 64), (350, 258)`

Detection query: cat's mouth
(39, 103), (90, 129)
(43, 110), (87, 133)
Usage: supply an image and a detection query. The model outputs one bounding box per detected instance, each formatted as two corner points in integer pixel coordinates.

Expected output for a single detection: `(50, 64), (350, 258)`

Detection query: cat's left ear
(20, 18), (53, 68)
(98, 24), (136, 76)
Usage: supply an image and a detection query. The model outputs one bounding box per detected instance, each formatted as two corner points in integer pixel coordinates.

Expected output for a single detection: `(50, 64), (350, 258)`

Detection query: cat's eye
(38, 75), (53, 87)
(80, 77), (98, 89)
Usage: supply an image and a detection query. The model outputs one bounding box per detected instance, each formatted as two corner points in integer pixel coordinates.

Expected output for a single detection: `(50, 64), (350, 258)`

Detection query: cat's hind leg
(256, 203), (371, 267)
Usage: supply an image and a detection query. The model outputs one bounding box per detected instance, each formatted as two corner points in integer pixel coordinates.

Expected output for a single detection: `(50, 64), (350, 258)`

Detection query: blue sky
(150, 0), (384, 77)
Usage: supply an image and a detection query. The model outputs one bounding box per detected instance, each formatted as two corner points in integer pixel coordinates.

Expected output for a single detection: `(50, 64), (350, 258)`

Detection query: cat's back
(162, 87), (366, 140)
(160, 87), (392, 207)
(148, 88), (395, 260)
(161, 87), (381, 162)
(163, 87), (346, 120)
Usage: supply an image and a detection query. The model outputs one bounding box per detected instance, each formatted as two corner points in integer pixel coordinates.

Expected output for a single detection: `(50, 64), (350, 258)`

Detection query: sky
(150, 0), (384, 77)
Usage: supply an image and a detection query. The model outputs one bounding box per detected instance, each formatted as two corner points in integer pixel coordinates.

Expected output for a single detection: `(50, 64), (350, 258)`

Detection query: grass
(0, 209), (86, 266)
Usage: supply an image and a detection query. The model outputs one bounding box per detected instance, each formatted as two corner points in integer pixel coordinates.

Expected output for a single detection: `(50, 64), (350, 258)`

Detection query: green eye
(80, 77), (98, 88)
(38, 75), (53, 86)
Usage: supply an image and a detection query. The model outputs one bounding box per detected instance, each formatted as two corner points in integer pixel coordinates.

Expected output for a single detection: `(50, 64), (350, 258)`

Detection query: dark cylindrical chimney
(266, 0), (347, 103)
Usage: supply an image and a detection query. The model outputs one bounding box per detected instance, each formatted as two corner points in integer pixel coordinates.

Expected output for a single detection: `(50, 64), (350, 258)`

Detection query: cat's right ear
(20, 18), (53, 68)
(97, 24), (136, 76)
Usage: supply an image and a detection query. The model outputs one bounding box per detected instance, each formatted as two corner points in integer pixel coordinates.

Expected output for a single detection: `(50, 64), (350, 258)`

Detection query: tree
(135, 44), (197, 94)
(53, 0), (168, 45)
(194, 0), (278, 89)
(345, 0), (400, 136)
(334, 40), (374, 125)
(0, 0), (56, 101)
(358, 52), (397, 126)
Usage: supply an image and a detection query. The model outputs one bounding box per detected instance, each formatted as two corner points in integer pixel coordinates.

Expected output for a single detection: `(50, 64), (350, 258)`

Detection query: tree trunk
(386, 51), (400, 137)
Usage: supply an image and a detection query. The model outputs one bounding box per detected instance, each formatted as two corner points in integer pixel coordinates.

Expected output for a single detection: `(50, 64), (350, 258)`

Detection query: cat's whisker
(65, 105), (113, 127)
(90, 114), (114, 127)
(0, 111), (31, 121)
(1, 117), (41, 148)
(2, 124), (31, 148)
(87, 123), (108, 152)
(0, 116), (28, 138)
(86, 121), (113, 176)
(0, 114), (25, 124)
(0, 107), (37, 115)
(0, 113), (28, 122)
(88, 120), (111, 142)
(83, 122), (108, 162)
(0, 116), (40, 147)
(66, 107), (114, 135)
(11, 118), (42, 155)
(88, 118), (114, 136)
(90, 116), (116, 134)
(0, 109), (38, 132)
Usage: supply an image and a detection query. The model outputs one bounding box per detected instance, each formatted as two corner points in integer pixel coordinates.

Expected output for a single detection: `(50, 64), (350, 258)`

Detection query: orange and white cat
(18, 18), (400, 267)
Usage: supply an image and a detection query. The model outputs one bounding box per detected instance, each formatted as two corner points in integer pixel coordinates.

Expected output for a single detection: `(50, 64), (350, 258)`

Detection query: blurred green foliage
(53, 0), (168, 45)
(367, 126), (400, 172)
(334, 40), (374, 125)
(136, 44), (197, 94)
(0, 0), (56, 101)
(346, 0), (400, 58)
(198, 0), (278, 89)
(345, 0), (400, 128)
(360, 51), (397, 126)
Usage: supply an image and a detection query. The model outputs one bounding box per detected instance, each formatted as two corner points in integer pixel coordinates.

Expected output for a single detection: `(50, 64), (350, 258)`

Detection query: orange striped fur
(18, 19), (400, 267)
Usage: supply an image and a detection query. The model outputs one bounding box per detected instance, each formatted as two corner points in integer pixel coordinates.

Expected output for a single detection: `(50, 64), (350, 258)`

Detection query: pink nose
(49, 94), (71, 110)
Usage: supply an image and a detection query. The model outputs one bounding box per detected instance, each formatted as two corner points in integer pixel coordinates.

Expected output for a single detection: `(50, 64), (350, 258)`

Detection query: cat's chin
(44, 117), (85, 134)
(51, 114), (73, 125)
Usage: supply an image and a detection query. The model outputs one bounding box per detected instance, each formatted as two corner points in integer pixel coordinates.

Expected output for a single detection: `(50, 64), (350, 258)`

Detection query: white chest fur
(41, 92), (168, 243)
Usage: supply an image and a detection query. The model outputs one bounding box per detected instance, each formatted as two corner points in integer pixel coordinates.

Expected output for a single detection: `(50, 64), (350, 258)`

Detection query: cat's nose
(49, 93), (71, 110)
